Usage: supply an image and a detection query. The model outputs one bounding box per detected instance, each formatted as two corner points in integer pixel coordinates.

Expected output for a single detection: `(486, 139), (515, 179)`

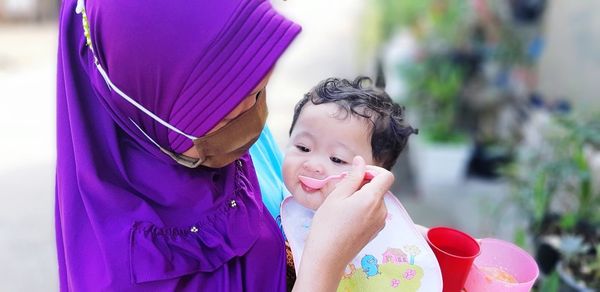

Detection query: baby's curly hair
(289, 76), (418, 170)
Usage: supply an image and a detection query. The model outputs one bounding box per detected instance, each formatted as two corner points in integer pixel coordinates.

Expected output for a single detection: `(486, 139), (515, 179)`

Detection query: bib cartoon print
(281, 192), (443, 292)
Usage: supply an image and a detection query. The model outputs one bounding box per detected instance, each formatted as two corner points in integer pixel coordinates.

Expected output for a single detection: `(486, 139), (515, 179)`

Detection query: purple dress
(55, 0), (300, 290)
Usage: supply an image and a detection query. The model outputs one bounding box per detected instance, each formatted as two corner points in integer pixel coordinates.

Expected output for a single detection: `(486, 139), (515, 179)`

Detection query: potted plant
(556, 239), (600, 291)
(364, 0), (470, 144)
(362, 0), (472, 186)
(506, 112), (600, 289)
(403, 54), (471, 186)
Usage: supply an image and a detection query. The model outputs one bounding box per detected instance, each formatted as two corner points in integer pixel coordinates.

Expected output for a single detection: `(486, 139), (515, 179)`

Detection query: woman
(55, 0), (393, 291)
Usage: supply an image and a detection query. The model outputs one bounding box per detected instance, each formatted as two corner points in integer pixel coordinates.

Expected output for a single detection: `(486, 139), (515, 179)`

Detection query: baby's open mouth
(300, 181), (319, 193)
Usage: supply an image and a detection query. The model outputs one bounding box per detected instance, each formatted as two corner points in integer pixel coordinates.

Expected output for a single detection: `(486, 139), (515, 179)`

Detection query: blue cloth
(250, 126), (287, 221)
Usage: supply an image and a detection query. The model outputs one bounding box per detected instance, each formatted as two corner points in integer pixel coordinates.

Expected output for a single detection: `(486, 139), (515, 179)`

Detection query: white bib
(281, 192), (443, 292)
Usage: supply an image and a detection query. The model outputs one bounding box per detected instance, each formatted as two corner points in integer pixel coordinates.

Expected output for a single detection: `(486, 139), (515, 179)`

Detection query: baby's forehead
(302, 102), (373, 124)
(297, 105), (372, 137)
(295, 104), (372, 143)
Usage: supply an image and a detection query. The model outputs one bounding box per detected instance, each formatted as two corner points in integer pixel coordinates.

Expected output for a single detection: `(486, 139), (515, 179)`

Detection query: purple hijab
(55, 0), (300, 290)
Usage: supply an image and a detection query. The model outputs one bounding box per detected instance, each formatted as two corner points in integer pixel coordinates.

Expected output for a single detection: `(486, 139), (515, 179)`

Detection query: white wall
(538, 0), (600, 110)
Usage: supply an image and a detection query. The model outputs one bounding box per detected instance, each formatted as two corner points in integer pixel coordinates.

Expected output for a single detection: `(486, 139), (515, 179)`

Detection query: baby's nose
(302, 159), (324, 174)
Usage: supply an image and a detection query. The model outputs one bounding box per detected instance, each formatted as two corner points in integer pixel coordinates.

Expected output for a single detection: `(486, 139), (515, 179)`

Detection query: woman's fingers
(365, 199), (388, 243)
(327, 156), (366, 200)
(357, 167), (392, 241)
(358, 166), (394, 201)
(328, 157), (394, 202)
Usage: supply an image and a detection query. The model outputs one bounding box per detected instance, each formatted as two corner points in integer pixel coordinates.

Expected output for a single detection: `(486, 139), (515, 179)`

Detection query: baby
(282, 76), (417, 210)
(280, 77), (445, 292)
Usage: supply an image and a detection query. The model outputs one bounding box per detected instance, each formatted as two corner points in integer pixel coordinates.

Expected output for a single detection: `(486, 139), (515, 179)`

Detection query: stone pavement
(0, 2), (515, 290)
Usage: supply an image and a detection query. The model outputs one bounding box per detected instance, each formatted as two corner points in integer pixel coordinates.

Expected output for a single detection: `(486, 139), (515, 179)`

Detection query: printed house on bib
(382, 248), (409, 264)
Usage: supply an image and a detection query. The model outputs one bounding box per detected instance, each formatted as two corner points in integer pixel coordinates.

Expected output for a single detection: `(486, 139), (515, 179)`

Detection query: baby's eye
(330, 156), (347, 164)
(295, 145), (310, 152)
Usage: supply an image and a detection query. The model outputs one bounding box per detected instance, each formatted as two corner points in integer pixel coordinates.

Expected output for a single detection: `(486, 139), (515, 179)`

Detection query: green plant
(506, 113), (600, 235)
(362, 0), (472, 143)
(366, 0), (469, 45)
(424, 0), (470, 47)
(405, 56), (467, 143)
(536, 271), (560, 292)
(559, 239), (600, 289)
(506, 112), (600, 287)
(375, 0), (431, 40)
(593, 245), (600, 280)
(360, 0), (433, 59)
(558, 117), (600, 223)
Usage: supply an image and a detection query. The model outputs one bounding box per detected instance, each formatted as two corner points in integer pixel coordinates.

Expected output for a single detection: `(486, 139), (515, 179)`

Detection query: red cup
(426, 227), (481, 292)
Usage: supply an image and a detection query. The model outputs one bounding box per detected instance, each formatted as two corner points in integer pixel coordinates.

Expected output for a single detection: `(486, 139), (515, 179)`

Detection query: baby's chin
(304, 201), (322, 211)
(286, 181), (321, 209)
(295, 190), (325, 211)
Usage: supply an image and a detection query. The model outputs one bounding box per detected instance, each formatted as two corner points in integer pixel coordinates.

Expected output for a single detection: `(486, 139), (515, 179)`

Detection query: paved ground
(0, 23), (58, 292)
(0, 2), (524, 290)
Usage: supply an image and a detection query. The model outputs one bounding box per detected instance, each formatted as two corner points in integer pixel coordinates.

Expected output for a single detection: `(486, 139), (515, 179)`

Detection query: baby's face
(283, 103), (374, 210)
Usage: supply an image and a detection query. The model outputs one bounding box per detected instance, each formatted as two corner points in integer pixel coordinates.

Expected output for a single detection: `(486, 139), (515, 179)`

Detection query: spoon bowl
(298, 171), (375, 189)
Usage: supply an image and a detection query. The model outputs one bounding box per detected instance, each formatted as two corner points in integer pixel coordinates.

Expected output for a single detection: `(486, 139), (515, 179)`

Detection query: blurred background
(1, 0), (599, 291)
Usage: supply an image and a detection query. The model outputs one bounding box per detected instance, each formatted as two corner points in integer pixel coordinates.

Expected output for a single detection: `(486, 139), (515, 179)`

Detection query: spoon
(298, 170), (376, 190)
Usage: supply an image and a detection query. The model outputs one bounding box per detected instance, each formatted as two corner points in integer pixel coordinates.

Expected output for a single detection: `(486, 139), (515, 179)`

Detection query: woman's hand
(293, 156), (394, 292)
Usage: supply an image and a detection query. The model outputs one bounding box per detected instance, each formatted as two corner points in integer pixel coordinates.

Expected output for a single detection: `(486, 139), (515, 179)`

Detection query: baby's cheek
(281, 159), (295, 191)
(321, 183), (337, 200)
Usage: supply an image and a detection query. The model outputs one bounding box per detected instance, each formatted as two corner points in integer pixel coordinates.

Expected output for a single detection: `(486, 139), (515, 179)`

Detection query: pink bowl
(464, 238), (539, 292)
